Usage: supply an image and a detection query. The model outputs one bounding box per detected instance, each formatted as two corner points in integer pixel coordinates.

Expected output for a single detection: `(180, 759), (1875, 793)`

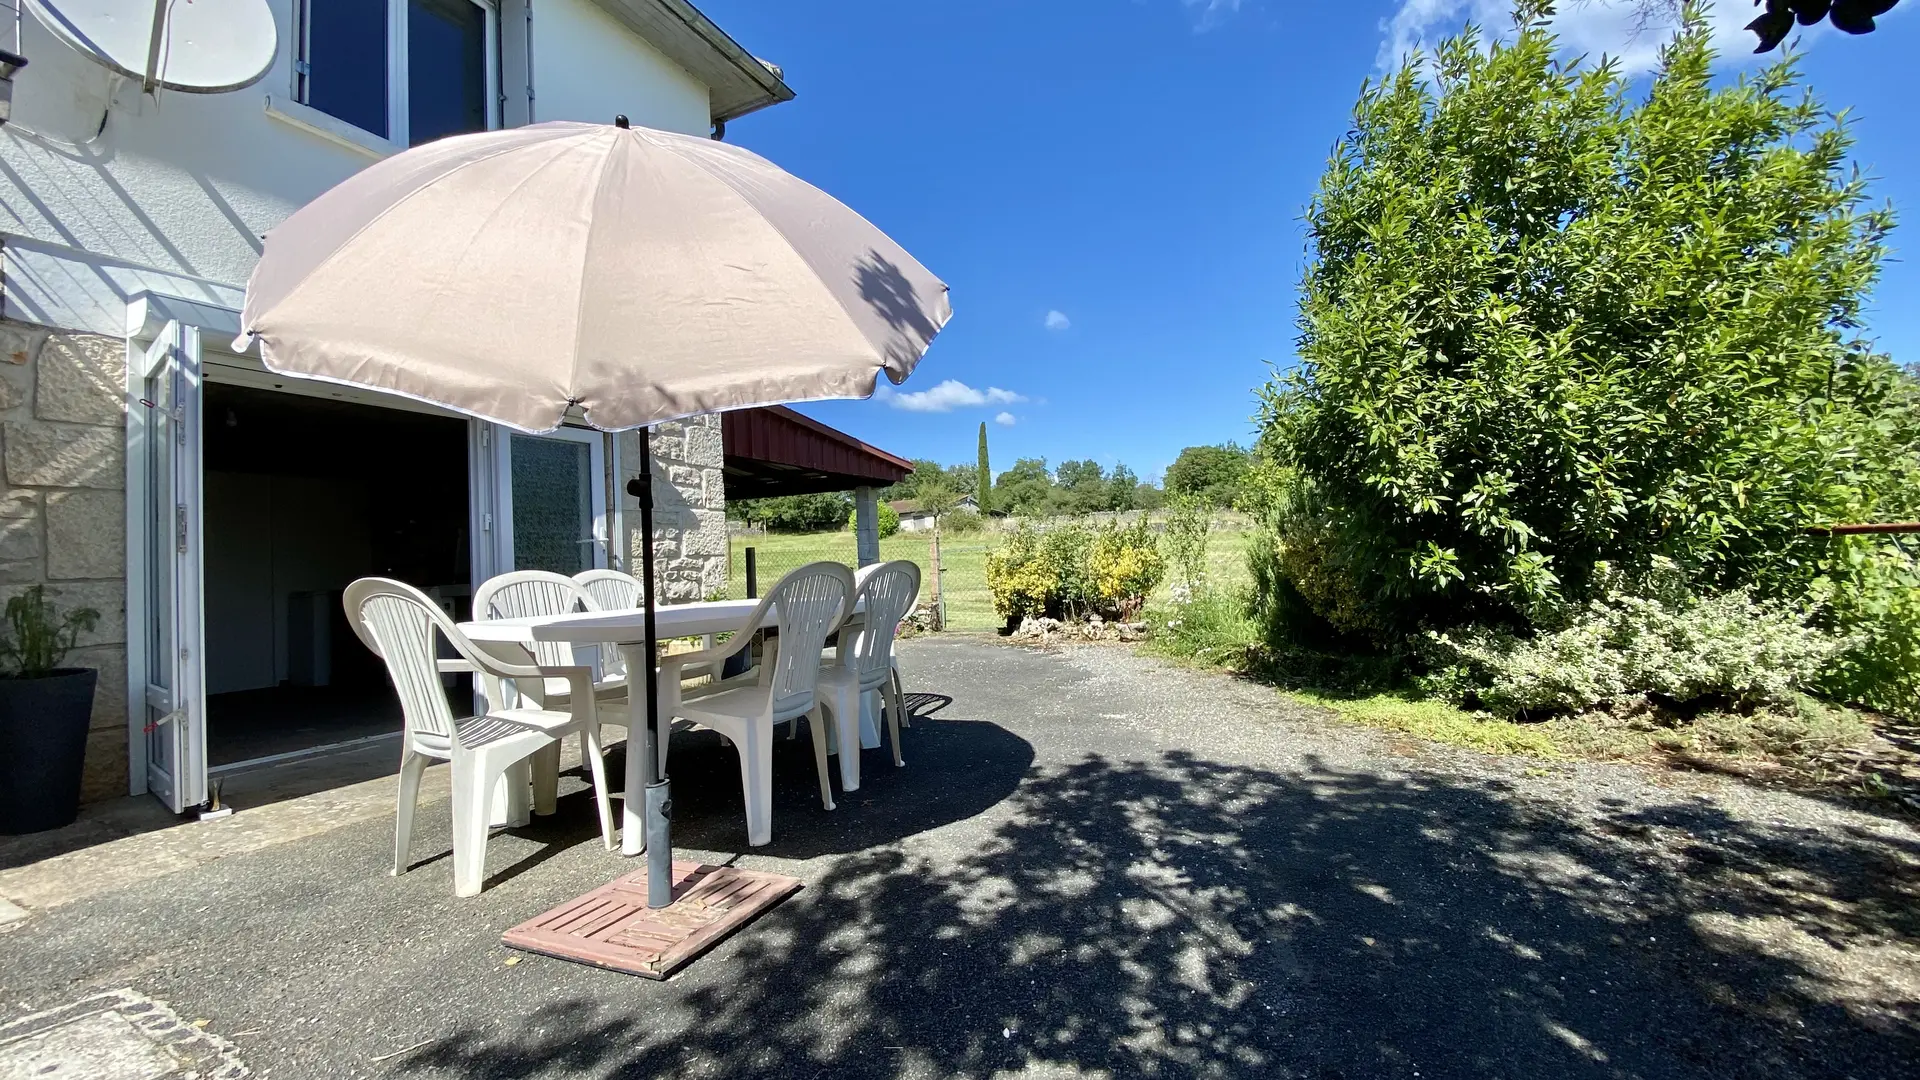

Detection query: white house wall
(0, 6), (379, 331)
(0, 0), (735, 801)
(1, 0), (717, 334)
(531, 0), (711, 134)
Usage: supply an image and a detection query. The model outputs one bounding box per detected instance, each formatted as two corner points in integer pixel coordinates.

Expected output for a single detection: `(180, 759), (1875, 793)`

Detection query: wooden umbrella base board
(503, 861), (802, 980)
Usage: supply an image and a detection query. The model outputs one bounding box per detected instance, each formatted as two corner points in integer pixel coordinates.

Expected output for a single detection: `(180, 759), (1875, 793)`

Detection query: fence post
(930, 529), (945, 630)
(745, 546), (758, 599)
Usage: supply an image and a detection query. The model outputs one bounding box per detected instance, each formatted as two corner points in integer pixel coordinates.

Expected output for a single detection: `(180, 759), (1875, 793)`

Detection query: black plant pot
(0, 668), (98, 834)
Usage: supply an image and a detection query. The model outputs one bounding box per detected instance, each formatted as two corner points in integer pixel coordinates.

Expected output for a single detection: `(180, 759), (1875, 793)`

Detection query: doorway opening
(200, 383), (471, 768)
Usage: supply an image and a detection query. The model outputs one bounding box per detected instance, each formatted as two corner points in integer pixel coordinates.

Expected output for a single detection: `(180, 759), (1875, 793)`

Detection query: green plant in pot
(0, 586), (101, 834)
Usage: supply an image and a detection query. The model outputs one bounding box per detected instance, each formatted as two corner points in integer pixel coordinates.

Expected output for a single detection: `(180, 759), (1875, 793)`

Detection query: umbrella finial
(614, 115), (630, 129)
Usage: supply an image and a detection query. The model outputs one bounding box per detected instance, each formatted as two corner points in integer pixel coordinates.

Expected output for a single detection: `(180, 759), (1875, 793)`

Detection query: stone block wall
(0, 319), (129, 801)
(621, 415), (727, 603)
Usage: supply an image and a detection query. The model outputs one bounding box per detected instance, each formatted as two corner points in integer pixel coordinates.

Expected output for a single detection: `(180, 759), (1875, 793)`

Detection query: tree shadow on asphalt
(410, 740), (1920, 1078)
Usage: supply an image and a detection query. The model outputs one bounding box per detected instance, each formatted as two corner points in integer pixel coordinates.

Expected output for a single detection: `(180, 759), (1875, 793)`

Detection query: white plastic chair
(658, 561), (854, 846)
(573, 569), (648, 682)
(574, 568), (643, 612)
(817, 560), (921, 786)
(475, 568), (630, 707)
(344, 578), (616, 897)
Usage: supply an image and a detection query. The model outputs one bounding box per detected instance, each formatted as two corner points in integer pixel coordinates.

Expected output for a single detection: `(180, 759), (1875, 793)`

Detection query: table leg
(530, 743), (560, 815)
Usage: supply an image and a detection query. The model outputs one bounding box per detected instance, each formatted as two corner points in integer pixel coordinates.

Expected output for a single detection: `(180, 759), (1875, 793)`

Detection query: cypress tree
(976, 422), (992, 513)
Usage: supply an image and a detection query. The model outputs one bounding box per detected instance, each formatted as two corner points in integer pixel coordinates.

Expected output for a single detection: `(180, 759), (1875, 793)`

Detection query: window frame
(291, 0), (501, 150)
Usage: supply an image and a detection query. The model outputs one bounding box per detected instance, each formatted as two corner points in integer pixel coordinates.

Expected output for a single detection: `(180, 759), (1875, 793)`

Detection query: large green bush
(1259, 6), (1915, 644)
(1417, 564), (1847, 720)
(848, 501), (901, 538)
(986, 521), (1164, 624)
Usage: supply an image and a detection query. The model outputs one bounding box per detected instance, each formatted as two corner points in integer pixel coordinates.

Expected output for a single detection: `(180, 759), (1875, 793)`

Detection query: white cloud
(883, 379), (1028, 413)
(994, 411), (1017, 426)
(1043, 309), (1071, 331)
(1183, 0), (1244, 32)
(1378, 1), (1762, 77)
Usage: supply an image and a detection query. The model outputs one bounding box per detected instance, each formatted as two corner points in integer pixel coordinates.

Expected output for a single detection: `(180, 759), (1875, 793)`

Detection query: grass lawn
(728, 520), (1259, 634)
(728, 530), (1001, 631)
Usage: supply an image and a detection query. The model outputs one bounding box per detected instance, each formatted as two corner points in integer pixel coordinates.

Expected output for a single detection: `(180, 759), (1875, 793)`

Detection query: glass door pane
(408, 0), (488, 145)
(509, 433), (595, 574)
(303, 0), (390, 138)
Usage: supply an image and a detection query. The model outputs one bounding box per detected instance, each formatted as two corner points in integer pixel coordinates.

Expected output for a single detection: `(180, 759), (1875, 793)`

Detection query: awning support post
(854, 486), (880, 567)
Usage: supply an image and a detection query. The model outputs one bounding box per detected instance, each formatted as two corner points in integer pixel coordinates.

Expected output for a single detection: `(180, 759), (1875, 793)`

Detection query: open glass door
(133, 321), (208, 813)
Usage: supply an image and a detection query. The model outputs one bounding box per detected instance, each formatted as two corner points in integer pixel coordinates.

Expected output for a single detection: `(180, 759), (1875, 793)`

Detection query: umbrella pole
(632, 426), (674, 907)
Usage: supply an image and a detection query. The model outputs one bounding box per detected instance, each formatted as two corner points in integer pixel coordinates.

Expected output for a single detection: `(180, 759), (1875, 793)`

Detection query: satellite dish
(26, 0), (277, 94)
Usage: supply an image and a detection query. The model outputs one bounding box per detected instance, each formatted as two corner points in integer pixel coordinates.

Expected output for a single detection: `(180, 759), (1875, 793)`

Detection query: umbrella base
(503, 862), (802, 980)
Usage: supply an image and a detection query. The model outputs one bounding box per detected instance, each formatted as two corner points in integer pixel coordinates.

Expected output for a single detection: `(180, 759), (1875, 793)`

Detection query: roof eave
(593, 0), (795, 126)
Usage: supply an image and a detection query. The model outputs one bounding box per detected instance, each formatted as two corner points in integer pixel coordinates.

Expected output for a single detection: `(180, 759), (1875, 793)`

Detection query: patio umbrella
(235, 117), (950, 907)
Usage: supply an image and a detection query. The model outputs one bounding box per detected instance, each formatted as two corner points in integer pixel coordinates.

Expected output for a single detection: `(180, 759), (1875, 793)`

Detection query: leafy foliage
(731, 492), (853, 533)
(1161, 494), (1213, 592)
(1145, 587), (1260, 667)
(849, 500), (902, 538)
(1260, 7), (1913, 645)
(944, 507), (986, 535)
(1417, 565), (1846, 720)
(994, 458), (1054, 515)
(986, 521), (1164, 624)
(1163, 444), (1250, 508)
(1089, 519), (1167, 618)
(1813, 538), (1920, 715)
(0, 586), (99, 678)
(1054, 459), (1111, 514)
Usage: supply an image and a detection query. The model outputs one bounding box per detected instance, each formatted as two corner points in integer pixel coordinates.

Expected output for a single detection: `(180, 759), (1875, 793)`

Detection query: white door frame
(123, 294), (495, 799)
(124, 319), (207, 810)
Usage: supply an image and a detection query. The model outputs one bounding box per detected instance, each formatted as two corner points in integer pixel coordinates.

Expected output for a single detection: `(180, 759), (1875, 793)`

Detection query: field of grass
(727, 530), (1000, 630)
(1156, 524), (1254, 604)
(729, 520), (1262, 633)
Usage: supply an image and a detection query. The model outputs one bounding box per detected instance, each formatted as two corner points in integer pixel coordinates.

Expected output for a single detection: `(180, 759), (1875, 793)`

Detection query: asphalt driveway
(2, 638), (1916, 1079)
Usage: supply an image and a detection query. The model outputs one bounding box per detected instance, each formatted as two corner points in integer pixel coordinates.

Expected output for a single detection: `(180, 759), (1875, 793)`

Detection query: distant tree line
(728, 441), (1257, 532)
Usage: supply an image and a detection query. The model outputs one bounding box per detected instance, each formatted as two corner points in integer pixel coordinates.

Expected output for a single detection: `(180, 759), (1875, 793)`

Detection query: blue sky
(700, 1), (1920, 483)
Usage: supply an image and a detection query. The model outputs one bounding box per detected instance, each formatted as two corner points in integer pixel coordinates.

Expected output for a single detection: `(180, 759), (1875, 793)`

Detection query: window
(296, 0), (497, 147)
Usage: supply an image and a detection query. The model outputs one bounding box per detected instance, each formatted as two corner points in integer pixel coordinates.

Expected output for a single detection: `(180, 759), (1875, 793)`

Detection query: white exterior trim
(263, 95), (398, 160)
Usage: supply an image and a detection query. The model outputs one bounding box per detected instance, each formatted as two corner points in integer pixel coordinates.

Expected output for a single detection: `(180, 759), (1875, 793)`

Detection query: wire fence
(727, 530), (1002, 631)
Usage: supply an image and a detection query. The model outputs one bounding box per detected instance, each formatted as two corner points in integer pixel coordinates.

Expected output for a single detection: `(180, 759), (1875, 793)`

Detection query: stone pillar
(0, 320), (130, 801)
(854, 486), (880, 567)
(621, 414), (728, 602)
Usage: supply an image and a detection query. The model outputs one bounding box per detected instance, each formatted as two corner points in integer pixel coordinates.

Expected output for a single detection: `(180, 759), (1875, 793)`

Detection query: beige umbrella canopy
(236, 120), (950, 433)
(236, 117), (950, 909)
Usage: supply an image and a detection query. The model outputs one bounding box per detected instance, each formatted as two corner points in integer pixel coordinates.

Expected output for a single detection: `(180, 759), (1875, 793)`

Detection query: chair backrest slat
(847, 561), (921, 689)
(765, 561), (855, 718)
(474, 571), (594, 669)
(344, 578), (467, 742)
(575, 569), (643, 612)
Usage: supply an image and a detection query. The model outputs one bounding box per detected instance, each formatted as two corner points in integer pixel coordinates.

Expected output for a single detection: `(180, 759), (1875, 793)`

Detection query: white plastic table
(459, 599), (879, 854)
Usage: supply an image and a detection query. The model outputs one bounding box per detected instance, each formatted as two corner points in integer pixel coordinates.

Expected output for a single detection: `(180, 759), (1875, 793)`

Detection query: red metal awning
(721, 405), (913, 499)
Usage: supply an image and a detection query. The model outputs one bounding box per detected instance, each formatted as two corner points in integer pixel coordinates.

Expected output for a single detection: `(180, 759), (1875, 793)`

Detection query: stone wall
(0, 319), (129, 801)
(621, 416), (727, 603)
